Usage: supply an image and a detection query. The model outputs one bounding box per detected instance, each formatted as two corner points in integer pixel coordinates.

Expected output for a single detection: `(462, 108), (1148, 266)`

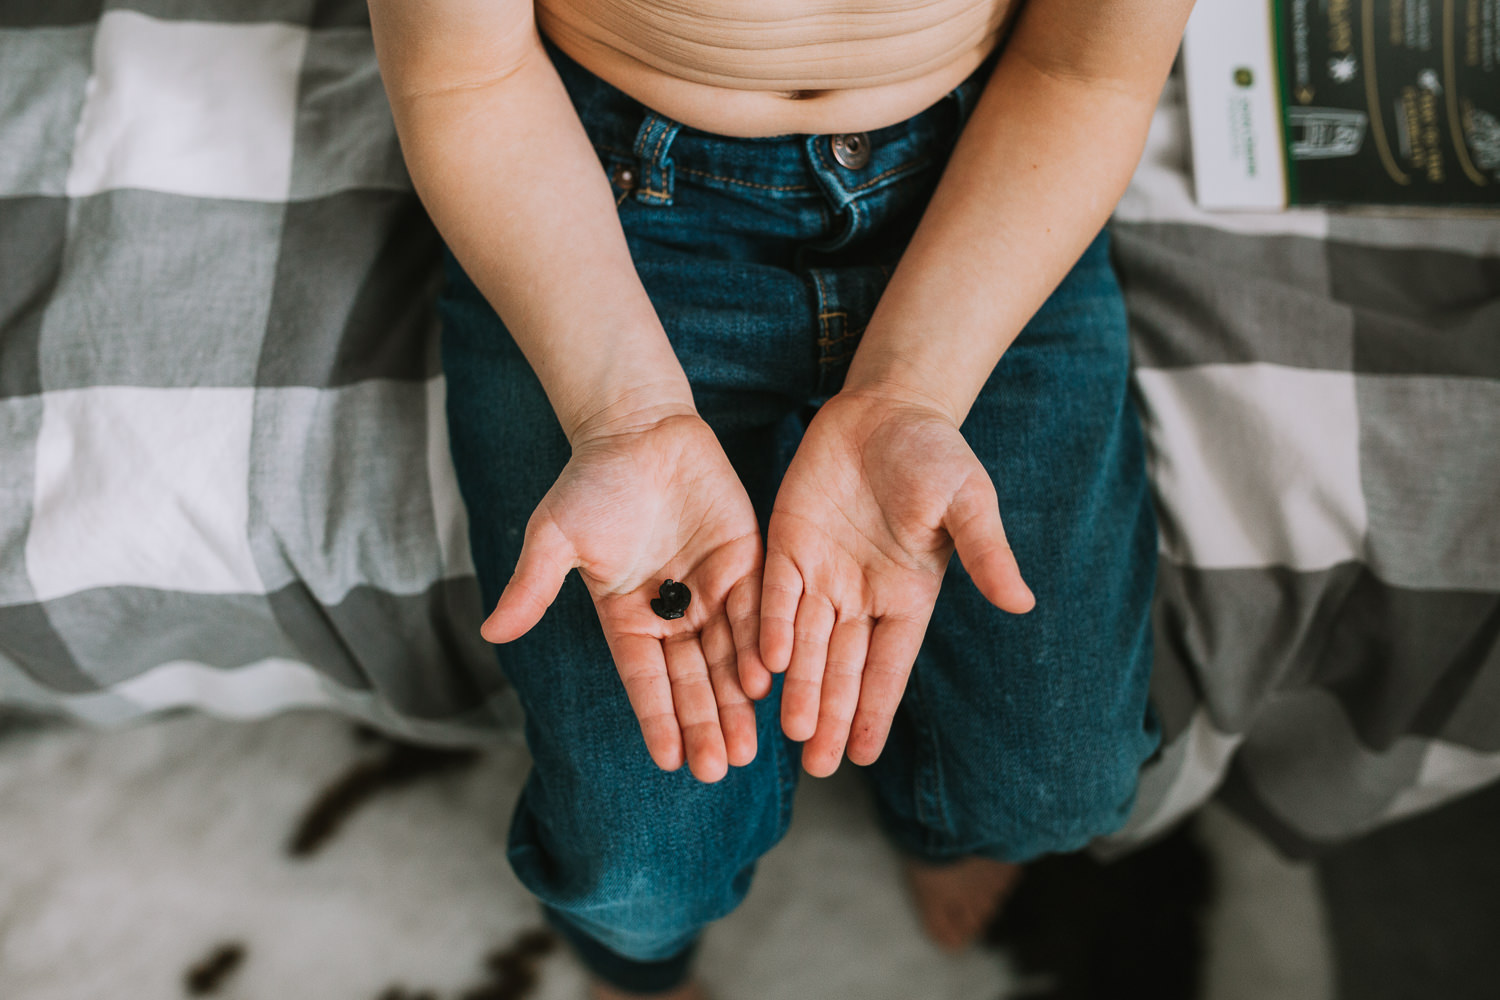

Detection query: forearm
(844, 0), (1193, 423)
(370, 5), (692, 443)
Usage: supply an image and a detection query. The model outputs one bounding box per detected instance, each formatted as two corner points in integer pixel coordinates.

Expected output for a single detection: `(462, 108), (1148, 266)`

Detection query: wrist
(542, 323), (698, 446)
(838, 366), (968, 427)
(565, 383), (699, 448)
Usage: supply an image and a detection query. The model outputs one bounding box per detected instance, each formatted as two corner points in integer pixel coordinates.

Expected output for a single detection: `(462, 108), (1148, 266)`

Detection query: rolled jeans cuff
(545, 905), (698, 995)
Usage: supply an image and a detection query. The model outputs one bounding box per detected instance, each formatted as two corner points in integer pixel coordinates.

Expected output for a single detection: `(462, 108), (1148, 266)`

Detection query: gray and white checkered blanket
(2, 0), (1497, 854)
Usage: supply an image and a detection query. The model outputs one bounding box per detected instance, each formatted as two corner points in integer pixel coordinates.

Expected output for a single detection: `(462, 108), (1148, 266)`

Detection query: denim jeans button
(830, 132), (871, 169)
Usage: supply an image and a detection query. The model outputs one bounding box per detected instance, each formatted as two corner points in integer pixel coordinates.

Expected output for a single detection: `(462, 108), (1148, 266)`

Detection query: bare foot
(905, 856), (1023, 954)
(588, 978), (708, 1000)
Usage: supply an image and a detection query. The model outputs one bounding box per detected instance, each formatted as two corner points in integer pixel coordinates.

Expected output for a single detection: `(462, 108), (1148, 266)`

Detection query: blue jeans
(440, 38), (1159, 995)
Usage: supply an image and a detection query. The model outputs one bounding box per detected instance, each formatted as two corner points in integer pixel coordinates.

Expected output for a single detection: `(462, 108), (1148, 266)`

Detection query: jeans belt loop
(630, 110), (683, 206)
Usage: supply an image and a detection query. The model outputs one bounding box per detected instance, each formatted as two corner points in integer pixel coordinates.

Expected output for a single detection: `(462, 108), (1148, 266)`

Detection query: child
(369, 0), (1192, 996)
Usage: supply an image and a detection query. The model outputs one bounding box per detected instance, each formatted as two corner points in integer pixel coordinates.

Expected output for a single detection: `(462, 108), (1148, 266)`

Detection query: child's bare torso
(536, 0), (1018, 136)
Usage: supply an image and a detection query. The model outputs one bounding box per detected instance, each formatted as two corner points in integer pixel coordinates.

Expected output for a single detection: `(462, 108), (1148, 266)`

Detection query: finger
(609, 632), (683, 773)
(758, 551), (803, 674)
(846, 613), (930, 766)
(664, 634), (729, 783)
(727, 573), (772, 701)
(801, 616), (871, 778)
(946, 474), (1035, 614)
(703, 612), (758, 768)
(481, 518), (576, 643)
(780, 595), (835, 743)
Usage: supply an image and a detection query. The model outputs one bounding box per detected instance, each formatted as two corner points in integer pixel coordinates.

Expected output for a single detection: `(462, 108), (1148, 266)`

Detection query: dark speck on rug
(183, 941), (246, 996)
(376, 988), (438, 1000)
(287, 731), (482, 858)
(462, 927), (558, 1000)
(371, 928), (558, 1000)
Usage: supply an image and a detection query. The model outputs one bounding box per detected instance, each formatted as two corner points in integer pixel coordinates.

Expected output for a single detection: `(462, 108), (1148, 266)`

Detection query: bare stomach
(535, 0), (1017, 137)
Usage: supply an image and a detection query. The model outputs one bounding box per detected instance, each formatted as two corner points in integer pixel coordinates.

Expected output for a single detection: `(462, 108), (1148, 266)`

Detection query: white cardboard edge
(1183, 0), (1288, 210)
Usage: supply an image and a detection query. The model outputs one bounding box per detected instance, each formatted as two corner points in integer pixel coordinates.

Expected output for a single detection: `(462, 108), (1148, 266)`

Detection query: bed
(3, 0), (1497, 855)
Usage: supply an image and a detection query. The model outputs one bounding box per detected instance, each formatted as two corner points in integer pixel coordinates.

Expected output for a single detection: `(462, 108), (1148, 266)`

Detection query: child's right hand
(479, 408), (766, 783)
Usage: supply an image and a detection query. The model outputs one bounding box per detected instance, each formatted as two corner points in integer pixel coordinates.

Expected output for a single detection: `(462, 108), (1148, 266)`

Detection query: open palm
(481, 414), (765, 783)
(756, 391), (1035, 777)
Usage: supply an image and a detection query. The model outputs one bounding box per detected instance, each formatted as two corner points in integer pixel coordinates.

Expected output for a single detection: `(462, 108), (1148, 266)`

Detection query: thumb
(481, 518), (576, 643)
(946, 475), (1035, 614)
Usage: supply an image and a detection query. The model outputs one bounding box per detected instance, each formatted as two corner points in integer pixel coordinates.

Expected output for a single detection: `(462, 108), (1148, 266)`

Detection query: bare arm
(368, 0), (693, 440)
(759, 0), (1196, 774)
(369, 1), (765, 782)
(843, 0), (1198, 418)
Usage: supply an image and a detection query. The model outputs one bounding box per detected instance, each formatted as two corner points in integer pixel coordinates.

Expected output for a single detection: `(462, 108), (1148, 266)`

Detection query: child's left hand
(753, 388), (1036, 776)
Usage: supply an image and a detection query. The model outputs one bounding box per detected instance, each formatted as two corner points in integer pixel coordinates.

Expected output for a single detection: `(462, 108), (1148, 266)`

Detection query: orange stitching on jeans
(677, 166), (812, 192)
(810, 270), (833, 349)
(604, 139), (814, 193)
(653, 121), (670, 164)
(648, 121), (672, 193)
(819, 323), (866, 347)
(812, 137), (838, 175)
(636, 187), (671, 199)
(631, 120), (655, 160)
(847, 155), (937, 192)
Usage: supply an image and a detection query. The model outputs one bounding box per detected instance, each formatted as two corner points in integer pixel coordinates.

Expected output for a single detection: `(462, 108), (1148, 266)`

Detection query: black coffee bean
(650, 579), (691, 620)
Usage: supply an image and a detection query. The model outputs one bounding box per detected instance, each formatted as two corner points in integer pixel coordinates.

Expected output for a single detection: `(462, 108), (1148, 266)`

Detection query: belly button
(782, 89), (824, 101)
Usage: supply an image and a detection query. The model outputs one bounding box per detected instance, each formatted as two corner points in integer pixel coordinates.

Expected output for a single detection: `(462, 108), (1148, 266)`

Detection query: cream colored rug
(0, 712), (1330, 1000)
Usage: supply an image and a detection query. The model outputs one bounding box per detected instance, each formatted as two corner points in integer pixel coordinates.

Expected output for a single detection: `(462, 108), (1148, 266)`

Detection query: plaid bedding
(1105, 92), (1500, 853)
(2, 0), (1497, 853)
